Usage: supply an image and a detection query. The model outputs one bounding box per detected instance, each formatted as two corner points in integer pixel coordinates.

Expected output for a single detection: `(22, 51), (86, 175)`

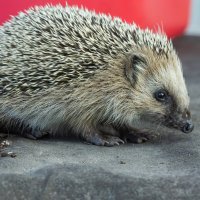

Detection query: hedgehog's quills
(0, 4), (193, 146)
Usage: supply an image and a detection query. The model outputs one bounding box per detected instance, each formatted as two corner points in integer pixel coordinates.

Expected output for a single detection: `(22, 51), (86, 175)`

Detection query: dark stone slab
(0, 36), (200, 200)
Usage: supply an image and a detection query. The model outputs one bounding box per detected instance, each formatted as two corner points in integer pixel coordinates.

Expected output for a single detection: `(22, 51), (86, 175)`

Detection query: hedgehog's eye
(154, 89), (168, 102)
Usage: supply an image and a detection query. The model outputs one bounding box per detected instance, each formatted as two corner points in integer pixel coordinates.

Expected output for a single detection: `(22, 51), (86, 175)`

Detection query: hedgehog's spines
(0, 4), (173, 97)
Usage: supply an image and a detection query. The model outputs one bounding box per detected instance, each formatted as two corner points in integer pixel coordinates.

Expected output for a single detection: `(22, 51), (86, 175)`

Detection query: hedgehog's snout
(180, 109), (194, 134)
(165, 109), (194, 133)
(181, 120), (194, 134)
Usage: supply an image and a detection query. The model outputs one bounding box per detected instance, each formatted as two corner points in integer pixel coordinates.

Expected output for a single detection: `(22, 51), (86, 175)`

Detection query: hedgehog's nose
(181, 120), (194, 133)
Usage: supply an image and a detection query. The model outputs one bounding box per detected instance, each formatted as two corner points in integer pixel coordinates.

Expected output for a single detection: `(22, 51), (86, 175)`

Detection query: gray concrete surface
(0, 36), (200, 200)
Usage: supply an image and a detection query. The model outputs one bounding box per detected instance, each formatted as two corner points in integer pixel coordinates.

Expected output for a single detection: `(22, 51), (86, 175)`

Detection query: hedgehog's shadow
(29, 131), (193, 146)
(1, 128), (191, 146)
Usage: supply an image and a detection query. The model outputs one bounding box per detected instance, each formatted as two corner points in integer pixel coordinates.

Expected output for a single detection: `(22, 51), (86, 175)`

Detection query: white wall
(187, 0), (200, 35)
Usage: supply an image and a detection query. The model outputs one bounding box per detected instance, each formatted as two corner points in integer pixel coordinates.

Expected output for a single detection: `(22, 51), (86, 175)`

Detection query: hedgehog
(0, 4), (194, 146)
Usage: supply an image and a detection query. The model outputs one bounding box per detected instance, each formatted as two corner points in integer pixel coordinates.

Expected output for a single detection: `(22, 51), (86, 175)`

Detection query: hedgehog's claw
(124, 129), (158, 144)
(85, 133), (124, 147)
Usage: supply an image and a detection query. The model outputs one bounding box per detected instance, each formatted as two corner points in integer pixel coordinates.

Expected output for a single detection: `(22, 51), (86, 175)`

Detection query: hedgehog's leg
(21, 128), (49, 140)
(121, 127), (158, 144)
(1, 119), (49, 140)
(83, 125), (124, 147)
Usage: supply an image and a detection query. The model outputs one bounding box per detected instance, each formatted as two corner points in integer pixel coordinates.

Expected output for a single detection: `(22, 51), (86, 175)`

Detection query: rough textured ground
(0, 36), (200, 200)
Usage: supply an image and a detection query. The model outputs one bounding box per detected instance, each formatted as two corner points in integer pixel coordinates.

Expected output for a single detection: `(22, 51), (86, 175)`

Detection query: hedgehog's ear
(125, 53), (147, 86)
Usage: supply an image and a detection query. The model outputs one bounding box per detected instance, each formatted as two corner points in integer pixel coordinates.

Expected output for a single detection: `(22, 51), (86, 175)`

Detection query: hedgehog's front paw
(23, 130), (49, 140)
(85, 133), (124, 147)
(124, 129), (158, 144)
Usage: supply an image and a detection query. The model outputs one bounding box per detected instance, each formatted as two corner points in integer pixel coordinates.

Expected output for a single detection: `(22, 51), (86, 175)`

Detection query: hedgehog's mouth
(140, 110), (194, 133)
(163, 115), (194, 134)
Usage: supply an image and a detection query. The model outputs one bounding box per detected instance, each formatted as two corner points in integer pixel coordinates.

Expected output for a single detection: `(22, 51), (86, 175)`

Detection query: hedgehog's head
(124, 47), (194, 133)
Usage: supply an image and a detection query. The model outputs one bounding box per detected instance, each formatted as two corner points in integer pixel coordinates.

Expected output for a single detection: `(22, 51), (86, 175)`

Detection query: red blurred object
(0, 0), (190, 38)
